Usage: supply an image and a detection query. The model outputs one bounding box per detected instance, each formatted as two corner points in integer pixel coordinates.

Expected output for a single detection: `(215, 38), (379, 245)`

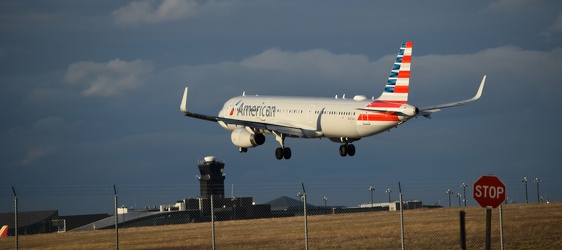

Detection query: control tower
(197, 156), (225, 199)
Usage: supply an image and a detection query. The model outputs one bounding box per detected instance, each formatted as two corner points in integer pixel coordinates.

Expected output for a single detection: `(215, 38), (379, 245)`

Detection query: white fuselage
(217, 95), (411, 140)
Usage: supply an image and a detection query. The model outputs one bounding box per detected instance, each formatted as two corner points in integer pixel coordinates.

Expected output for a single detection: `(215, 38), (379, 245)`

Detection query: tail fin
(376, 41), (412, 103)
(0, 225), (7, 238)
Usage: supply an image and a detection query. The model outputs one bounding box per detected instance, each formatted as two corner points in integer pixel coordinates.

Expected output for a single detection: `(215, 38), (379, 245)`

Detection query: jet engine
(231, 128), (265, 148)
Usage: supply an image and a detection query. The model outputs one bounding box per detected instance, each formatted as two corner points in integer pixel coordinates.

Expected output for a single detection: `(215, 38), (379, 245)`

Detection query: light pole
(461, 183), (467, 207)
(534, 178), (541, 203)
(322, 196), (328, 208)
(456, 193), (462, 207)
(385, 188), (392, 203)
(522, 177), (529, 203)
(446, 189), (453, 207)
(368, 186), (375, 208)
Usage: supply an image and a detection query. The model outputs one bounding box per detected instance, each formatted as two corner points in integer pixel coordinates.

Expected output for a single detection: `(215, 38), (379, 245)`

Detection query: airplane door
(362, 111), (370, 125)
(307, 105), (315, 123)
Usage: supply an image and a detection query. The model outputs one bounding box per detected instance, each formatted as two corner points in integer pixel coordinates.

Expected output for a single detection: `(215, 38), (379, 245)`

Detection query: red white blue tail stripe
(377, 41), (412, 103)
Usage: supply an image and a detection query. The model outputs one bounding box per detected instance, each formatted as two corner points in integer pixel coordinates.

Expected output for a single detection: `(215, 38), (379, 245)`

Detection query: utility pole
(113, 185), (119, 250)
(12, 186), (18, 250)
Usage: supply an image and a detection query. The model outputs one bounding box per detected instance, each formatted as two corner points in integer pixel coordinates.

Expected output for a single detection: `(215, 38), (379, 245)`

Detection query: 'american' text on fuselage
(235, 102), (277, 117)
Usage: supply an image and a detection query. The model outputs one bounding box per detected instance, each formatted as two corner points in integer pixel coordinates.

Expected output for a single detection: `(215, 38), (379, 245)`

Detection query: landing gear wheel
(339, 144), (347, 157)
(283, 147), (292, 159)
(239, 147), (248, 153)
(275, 147), (292, 160)
(275, 147), (284, 160)
(347, 144), (355, 156)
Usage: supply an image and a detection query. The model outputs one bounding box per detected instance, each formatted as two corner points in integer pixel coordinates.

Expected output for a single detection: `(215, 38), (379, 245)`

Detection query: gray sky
(1, 0), (561, 212)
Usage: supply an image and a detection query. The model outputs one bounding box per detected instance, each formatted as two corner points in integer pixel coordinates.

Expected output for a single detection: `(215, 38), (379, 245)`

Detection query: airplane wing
(418, 75), (486, 118)
(180, 87), (316, 138)
(180, 87), (218, 122)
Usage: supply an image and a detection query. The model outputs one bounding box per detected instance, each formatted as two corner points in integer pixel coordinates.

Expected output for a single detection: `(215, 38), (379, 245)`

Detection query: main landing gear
(275, 147), (292, 160)
(274, 133), (291, 160)
(339, 144), (356, 157)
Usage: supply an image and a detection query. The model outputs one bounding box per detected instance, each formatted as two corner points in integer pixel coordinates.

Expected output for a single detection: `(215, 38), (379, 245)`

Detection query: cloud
(112, 0), (223, 25)
(64, 59), (153, 97)
(241, 48), (373, 77)
(21, 145), (58, 166)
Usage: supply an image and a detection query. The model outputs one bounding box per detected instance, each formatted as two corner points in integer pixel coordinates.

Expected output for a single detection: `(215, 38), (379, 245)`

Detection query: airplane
(180, 41), (486, 160)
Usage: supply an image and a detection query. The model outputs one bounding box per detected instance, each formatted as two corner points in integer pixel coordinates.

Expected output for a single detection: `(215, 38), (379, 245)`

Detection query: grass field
(1, 203), (560, 249)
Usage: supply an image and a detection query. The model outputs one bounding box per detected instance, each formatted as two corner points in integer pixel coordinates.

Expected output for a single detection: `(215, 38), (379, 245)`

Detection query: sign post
(473, 175), (506, 250)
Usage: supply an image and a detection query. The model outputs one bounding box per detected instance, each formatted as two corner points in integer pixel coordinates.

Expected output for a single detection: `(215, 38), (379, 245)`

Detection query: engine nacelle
(231, 128), (265, 148)
(399, 104), (419, 117)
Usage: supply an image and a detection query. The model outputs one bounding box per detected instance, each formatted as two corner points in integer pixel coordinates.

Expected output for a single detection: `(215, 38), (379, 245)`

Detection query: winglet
(180, 87), (188, 113)
(457, 74), (486, 104)
(419, 75), (487, 114)
(179, 86), (219, 122)
(472, 75), (486, 101)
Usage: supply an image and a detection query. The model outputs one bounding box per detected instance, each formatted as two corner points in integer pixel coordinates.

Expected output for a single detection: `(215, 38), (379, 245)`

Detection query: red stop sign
(473, 175), (506, 208)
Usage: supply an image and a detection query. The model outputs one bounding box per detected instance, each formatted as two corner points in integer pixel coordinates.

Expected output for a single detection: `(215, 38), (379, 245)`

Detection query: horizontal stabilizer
(357, 104), (419, 117)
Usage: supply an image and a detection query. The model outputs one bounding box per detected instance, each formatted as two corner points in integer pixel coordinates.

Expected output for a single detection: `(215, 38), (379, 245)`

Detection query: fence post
(398, 182), (405, 250)
(211, 195), (216, 250)
(12, 186), (18, 250)
(460, 211), (466, 250)
(114, 185), (119, 250)
(499, 205), (504, 250)
(298, 183), (309, 250)
(485, 208), (491, 250)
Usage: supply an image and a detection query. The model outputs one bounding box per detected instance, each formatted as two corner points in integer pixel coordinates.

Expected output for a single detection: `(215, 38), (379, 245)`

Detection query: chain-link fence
(0, 181), (560, 249)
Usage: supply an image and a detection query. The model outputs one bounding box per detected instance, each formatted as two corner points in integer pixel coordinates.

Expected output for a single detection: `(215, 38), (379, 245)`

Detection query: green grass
(1, 203), (560, 249)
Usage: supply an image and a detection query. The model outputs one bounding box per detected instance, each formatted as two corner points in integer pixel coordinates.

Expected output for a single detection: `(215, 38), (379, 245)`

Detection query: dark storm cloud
(1, 0), (561, 211)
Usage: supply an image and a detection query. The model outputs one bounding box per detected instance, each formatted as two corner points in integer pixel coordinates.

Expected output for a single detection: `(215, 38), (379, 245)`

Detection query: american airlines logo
(230, 101), (276, 117)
